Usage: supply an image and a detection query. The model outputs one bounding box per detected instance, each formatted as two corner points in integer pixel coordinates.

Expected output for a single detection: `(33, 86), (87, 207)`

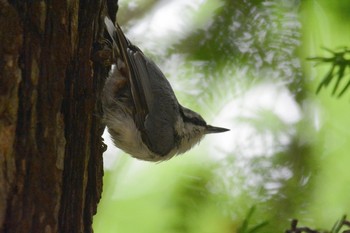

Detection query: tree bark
(0, 0), (117, 232)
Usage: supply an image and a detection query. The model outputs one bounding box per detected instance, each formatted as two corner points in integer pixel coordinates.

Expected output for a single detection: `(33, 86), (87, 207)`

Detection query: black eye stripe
(179, 108), (206, 126)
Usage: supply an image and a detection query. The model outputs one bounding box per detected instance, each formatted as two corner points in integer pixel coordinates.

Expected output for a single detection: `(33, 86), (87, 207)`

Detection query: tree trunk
(0, 0), (117, 232)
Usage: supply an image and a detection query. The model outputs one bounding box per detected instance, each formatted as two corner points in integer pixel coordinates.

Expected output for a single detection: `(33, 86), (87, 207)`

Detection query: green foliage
(308, 48), (350, 97)
(238, 206), (268, 233)
(94, 1), (350, 233)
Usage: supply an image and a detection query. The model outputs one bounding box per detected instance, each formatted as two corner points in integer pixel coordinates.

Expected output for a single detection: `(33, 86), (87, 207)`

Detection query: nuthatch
(102, 17), (229, 161)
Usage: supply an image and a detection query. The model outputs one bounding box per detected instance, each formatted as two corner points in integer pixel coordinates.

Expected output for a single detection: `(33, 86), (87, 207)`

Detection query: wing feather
(104, 17), (148, 130)
(104, 17), (179, 155)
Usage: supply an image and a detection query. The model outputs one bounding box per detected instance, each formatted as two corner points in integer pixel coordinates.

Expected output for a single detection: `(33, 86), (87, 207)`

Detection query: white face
(174, 117), (207, 155)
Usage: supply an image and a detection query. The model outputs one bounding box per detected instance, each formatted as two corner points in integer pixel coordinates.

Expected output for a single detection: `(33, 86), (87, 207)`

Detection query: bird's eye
(179, 106), (207, 127)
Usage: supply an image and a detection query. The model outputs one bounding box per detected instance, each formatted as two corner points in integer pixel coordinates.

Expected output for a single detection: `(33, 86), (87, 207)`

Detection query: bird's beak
(206, 125), (230, 134)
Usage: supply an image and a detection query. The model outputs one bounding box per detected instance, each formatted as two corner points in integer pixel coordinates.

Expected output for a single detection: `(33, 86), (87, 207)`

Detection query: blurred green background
(94, 0), (350, 232)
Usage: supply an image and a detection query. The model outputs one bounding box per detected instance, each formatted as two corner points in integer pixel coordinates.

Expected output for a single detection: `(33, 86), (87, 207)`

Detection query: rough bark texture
(0, 0), (117, 232)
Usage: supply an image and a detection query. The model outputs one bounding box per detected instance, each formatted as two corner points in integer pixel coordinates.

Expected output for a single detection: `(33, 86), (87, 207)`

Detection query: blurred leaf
(308, 47), (350, 97)
(238, 206), (268, 233)
(330, 215), (347, 233)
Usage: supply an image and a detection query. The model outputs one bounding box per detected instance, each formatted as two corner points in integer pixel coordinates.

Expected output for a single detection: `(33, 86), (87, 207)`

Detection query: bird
(101, 16), (229, 162)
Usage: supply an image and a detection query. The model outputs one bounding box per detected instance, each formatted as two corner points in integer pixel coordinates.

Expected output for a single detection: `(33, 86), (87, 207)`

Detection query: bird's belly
(105, 109), (176, 161)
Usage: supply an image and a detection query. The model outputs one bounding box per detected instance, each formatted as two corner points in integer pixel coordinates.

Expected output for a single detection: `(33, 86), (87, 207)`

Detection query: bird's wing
(104, 17), (178, 156)
(104, 17), (149, 131)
